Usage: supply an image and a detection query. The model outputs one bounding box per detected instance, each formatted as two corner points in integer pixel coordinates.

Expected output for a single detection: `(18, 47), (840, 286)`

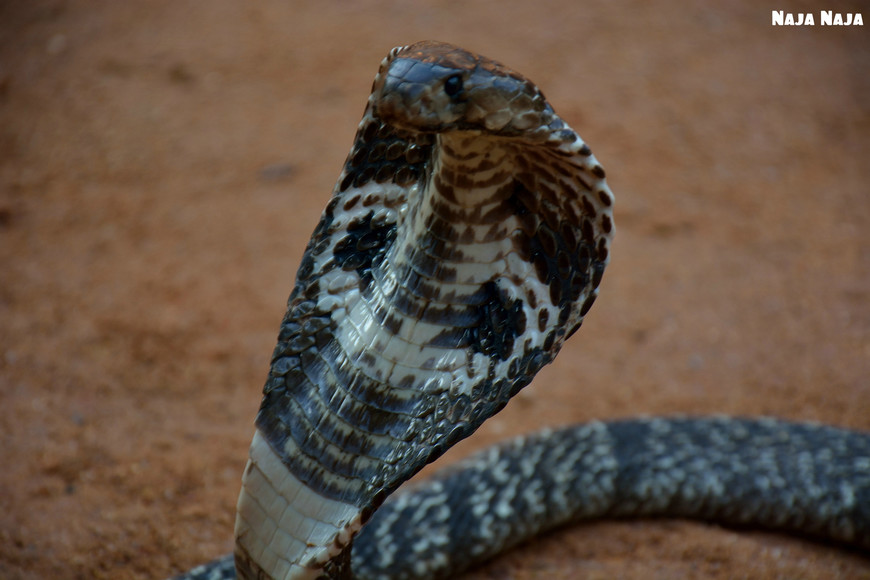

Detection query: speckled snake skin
(174, 42), (870, 580)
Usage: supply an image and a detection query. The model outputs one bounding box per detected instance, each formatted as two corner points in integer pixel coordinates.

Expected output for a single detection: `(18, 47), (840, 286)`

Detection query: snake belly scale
(174, 42), (870, 580)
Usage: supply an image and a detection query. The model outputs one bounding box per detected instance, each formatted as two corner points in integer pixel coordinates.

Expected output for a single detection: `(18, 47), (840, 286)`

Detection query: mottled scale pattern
(173, 41), (870, 580)
(353, 417), (870, 579)
(176, 418), (870, 580)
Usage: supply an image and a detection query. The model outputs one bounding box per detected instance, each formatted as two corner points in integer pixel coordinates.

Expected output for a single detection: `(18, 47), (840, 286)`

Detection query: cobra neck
(429, 132), (516, 209)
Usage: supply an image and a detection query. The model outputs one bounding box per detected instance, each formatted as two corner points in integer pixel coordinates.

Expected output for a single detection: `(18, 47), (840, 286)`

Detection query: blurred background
(1, 1), (868, 578)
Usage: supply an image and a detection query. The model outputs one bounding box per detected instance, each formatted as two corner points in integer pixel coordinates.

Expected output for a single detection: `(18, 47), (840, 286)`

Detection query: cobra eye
(443, 74), (464, 98)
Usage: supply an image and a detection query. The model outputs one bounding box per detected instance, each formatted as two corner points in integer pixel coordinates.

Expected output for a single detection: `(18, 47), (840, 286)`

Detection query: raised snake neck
(174, 42), (870, 580)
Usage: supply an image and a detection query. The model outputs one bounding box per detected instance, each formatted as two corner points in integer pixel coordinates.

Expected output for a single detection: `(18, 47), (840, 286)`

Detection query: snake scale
(174, 41), (870, 580)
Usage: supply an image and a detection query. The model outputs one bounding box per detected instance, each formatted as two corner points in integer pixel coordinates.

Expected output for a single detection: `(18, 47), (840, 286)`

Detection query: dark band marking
(470, 281), (527, 361)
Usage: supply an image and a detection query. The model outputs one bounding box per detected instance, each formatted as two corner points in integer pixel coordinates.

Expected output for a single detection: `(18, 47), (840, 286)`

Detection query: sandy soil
(1, 1), (869, 579)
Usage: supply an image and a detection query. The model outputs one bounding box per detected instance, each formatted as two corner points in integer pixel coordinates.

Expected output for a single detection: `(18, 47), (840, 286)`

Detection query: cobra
(175, 41), (870, 580)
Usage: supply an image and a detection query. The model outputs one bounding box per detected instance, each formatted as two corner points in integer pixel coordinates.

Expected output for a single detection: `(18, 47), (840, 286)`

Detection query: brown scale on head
(373, 41), (552, 136)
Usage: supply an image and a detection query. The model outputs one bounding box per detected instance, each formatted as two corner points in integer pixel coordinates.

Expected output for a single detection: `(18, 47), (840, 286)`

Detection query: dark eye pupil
(444, 74), (463, 97)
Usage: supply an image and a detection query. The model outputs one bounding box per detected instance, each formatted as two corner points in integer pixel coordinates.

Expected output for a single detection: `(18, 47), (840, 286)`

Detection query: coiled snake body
(176, 42), (870, 580)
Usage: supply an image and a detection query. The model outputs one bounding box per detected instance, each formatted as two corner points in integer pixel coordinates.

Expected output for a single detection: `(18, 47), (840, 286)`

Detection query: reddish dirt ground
(1, 2), (869, 579)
